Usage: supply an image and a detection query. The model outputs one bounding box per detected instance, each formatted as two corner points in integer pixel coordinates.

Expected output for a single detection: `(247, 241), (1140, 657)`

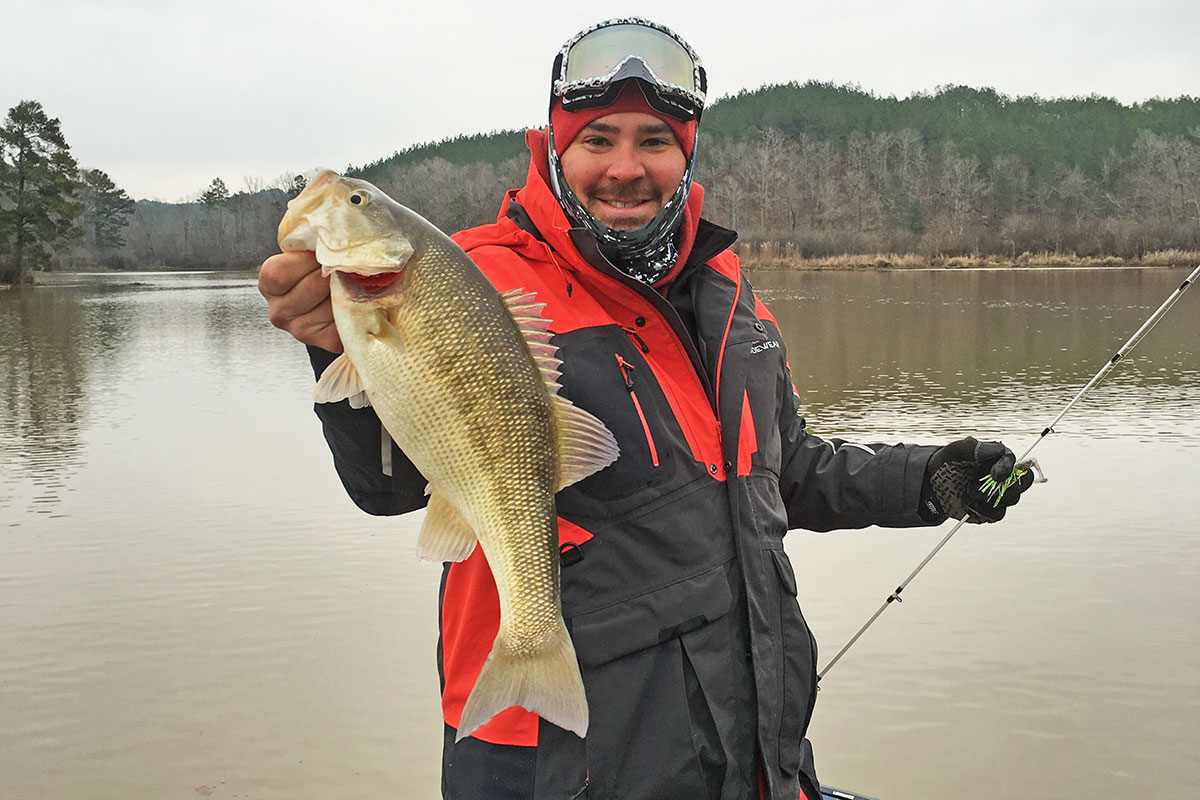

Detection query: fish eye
(348, 191), (369, 206)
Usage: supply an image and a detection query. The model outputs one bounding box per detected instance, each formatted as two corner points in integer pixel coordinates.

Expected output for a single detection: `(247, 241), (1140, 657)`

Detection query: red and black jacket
(308, 130), (939, 800)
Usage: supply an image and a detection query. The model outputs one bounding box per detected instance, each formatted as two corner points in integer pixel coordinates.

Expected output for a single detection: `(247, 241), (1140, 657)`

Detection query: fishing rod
(818, 262), (1200, 682)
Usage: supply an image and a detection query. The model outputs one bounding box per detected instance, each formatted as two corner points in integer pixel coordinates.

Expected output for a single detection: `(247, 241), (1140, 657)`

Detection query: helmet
(547, 18), (706, 284)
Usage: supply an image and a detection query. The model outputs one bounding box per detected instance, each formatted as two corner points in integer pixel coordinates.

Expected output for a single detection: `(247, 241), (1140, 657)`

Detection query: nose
(604, 141), (646, 182)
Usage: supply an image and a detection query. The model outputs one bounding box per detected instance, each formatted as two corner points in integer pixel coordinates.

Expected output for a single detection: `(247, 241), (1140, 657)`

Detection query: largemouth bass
(277, 170), (619, 741)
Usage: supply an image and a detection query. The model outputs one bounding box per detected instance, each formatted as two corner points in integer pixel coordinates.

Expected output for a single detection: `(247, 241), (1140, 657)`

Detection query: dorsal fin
(499, 288), (620, 489)
(499, 287), (561, 393)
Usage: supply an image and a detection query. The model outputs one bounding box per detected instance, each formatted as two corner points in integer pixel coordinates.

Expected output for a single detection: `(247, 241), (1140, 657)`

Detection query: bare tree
(937, 145), (987, 244)
(745, 128), (793, 234)
(699, 137), (752, 232)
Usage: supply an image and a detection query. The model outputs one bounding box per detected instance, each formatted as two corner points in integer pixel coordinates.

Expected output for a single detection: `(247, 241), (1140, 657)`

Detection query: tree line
(698, 83), (1199, 258)
(0, 101), (135, 283)
(702, 124), (1200, 259)
(3, 84), (1198, 282)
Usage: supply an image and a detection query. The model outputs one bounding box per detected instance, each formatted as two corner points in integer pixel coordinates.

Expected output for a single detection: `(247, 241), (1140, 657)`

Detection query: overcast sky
(4, 0), (1197, 202)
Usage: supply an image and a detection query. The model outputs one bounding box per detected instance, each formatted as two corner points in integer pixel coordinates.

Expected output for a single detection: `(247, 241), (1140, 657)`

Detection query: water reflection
(1, 273), (276, 520)
(0, 268), (1197, 800)
(0, 289), (90, 518)
(758, 267), (1200, 443)
(755, 267), (1200, 799)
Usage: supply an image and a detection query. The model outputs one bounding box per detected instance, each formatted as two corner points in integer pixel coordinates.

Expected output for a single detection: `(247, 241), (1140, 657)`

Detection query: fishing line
(817, 263), (1200, 682)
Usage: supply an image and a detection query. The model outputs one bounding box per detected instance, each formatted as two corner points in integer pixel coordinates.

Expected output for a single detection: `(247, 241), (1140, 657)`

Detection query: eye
(643, 134), (676, 148)
(348, 191), (369, 206)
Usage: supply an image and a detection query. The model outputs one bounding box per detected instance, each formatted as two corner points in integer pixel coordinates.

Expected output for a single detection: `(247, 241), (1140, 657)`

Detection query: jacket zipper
(569, 228), (716, 411)
(615, 354), (660, 468)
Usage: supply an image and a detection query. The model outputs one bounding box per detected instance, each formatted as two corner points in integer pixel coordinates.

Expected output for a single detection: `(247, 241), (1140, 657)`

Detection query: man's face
(559, 111), (687, 230)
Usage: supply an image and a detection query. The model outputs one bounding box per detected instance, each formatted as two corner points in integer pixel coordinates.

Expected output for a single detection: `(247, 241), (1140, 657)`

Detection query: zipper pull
(623, 326), (650, 353)
(615, 354), (635, 391)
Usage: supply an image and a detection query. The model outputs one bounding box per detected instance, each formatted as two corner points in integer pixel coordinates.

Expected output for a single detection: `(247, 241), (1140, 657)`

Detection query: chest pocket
(723, 318), (791, 476)
(553, 325), (681, 502)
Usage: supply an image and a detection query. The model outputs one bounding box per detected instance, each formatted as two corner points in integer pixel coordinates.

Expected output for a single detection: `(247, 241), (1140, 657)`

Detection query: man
(259, 17), (1032, 800)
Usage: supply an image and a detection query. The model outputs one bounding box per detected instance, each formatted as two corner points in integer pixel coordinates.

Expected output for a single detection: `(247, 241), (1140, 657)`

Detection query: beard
(584, 183), (664, 230)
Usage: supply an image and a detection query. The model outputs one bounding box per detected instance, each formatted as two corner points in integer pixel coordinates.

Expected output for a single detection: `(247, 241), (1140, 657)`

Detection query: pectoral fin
(417, 492), (478, 563)
(313, 353), (370, 409)
(367, 311), (406, 353)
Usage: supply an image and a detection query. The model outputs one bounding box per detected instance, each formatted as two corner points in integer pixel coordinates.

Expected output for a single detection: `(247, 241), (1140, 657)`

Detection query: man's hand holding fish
(259, 249), (342, 354)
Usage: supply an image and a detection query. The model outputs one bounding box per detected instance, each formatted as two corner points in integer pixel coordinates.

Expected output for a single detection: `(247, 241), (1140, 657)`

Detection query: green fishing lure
(979, 458), (1047, 506)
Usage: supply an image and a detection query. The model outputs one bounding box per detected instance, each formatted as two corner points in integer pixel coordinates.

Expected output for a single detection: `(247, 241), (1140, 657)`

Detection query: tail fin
(455, 620), (588, 742)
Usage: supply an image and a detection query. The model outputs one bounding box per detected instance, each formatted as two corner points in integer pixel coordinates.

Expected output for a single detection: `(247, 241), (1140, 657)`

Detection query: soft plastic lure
(980, 458), (1048, 506)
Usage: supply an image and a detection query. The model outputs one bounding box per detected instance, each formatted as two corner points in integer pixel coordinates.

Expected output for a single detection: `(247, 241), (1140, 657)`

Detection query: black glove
(921, 437), (1034, 523)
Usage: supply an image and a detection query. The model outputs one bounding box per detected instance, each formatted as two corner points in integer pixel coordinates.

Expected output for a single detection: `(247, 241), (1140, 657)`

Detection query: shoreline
(5, 252), (1199, 288)
(736, 249), (1200, 271)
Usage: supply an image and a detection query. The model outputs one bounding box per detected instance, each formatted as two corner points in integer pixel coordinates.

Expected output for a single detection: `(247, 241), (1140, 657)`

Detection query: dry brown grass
(1137, 249), (1200, 266)
(737, 246), (1200, 270)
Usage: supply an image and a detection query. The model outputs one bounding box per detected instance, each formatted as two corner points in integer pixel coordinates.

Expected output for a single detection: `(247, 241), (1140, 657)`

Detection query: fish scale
(277, 170), (619, 741)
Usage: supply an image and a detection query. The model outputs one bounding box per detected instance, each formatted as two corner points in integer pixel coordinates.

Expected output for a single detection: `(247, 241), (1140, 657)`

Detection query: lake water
(1, 267), (1197, 800)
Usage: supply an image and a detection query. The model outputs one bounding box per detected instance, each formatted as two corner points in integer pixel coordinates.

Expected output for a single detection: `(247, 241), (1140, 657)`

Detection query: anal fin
(417, 492), (478, 562)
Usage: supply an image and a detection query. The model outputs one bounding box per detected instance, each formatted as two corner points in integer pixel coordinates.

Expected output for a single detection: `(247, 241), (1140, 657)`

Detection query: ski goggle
(551, 19), (706, 122)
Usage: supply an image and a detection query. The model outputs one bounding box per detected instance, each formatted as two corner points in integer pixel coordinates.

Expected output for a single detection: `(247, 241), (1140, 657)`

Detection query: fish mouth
(314, 231), (400, 278)
(277, 171), (338, 247)
(335, 269), (405, 297)
(344, 271), (403, 293)
(319, 251), (397, 279)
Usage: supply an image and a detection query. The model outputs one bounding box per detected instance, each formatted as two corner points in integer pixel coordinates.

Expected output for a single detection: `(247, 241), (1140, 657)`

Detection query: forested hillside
(43, 83), (1200, 271)
(696, 83), (1200, 258)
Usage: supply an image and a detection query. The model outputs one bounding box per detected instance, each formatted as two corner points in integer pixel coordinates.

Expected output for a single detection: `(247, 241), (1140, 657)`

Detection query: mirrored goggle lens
(559, 23), (701, 98)
(559, 74), (700, 122)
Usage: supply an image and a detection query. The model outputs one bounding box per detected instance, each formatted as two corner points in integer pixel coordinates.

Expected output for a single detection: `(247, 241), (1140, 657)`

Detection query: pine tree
(81, 168), (135, 249)
(200, 177), (229, 205)
(0, 100), (85, 283)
